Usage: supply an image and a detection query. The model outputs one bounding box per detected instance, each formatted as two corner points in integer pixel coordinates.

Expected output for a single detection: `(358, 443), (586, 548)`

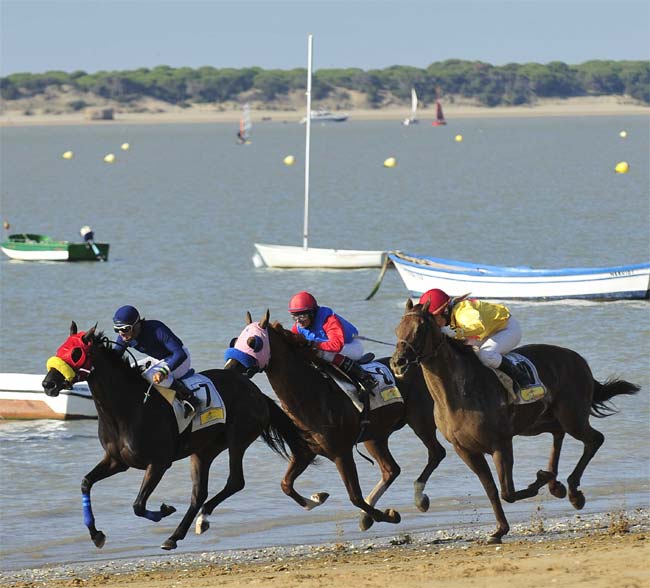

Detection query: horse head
(224, 310), (272, 377)
(42, 321), (96, 396)
(391, 298), (443, 378)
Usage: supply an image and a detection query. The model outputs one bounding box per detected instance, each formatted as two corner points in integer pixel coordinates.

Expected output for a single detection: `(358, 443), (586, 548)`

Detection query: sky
(1, 0), (649, 76)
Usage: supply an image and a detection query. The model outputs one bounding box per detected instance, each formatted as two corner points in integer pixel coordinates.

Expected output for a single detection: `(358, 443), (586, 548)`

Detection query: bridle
(396, 311), (445, 367)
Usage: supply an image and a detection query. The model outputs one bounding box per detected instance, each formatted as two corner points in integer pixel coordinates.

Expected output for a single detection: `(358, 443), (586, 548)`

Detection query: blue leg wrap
(142, 509), (164, 522)
(82, 492), (95, 528)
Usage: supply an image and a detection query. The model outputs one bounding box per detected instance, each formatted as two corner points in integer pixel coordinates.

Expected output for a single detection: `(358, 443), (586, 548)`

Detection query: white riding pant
(471, 318), (522, 369)
(141, 347), (191, 387)
(318, 337), (365, 362)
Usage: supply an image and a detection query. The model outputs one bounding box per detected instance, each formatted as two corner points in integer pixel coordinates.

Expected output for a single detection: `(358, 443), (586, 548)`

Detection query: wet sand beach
(5, 510), (649, 588)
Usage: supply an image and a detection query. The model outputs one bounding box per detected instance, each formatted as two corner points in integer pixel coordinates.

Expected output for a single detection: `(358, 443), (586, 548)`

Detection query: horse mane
(413, 304), (476, 359)
(269, 321), (322, 364)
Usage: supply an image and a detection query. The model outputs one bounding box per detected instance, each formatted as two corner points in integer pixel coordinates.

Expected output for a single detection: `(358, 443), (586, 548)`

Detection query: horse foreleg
(161, 454), (213, 550)
(455, 446), (509, 544)
(546, 431), (567, 499)
(280, 451), (329, 510)
(358, 439), (401, 531)
(493, 443), (554, 504)
(566, 425), (605, 510)
(81, 454), (129, 548)
(133, 461), (175, 522)
(195, 443), (248, 536)
(334, 452), (401, 531)
(408, 420), (446, 512)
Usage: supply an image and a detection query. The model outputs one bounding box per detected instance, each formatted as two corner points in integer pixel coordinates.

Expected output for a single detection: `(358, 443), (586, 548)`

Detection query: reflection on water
(1, 117), (648, 570)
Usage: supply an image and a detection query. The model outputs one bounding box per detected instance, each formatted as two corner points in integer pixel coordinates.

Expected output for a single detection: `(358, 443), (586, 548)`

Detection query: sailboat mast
(303, 34), (313, 251)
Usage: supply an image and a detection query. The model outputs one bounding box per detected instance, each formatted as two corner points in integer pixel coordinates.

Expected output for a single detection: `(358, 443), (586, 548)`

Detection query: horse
(223, 310), (446, 531)
(42, 322), (315, 550)
(390, 298), (640, 543)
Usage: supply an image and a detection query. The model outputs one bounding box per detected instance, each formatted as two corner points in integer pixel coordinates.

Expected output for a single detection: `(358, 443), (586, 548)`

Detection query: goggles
(113, 323), (135, 334)
(291, 311), (311, 321)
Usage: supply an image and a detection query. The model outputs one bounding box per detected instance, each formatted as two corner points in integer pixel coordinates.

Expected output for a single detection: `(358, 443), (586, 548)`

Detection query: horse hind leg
(566, 425), (605, 510)
(546, 431), (567, 499)
(280, 451), (329, 511)
(161, 454), (213, 550)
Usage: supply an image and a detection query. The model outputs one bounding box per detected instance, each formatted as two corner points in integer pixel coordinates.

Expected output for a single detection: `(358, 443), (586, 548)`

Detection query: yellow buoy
(103, 153), (116, 164)
(455, 134), (463, 142)
(615, 161), (629, 174)
(283, 155), (295, 166)
(383, 157), (397, 168)
(619, 130), (627, 138)
(120, 142), (130, 151)
(62, 150), (74, 160)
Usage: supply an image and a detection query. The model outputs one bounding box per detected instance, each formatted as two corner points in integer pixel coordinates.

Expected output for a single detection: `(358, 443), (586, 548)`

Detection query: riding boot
(336, 356), (376, 426)
(499, 356), (531, 393)
(171, 379), (200, 418)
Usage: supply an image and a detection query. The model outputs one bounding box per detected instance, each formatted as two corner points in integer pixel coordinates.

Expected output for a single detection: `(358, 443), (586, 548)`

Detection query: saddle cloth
(327, 361), (403, 413)
(494, 352), (547, 405)
(153, 373), (226, 433)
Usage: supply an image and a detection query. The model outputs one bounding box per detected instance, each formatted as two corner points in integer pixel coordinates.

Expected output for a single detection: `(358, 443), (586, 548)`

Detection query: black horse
(42, 322), (314, 550)
(391, 299), (640, 543)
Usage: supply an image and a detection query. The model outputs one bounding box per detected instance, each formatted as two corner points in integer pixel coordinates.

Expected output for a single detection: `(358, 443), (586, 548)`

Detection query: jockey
(112, 305), (199, 418)
(288, 291), (377, 422)
(419, 289), (532, 392)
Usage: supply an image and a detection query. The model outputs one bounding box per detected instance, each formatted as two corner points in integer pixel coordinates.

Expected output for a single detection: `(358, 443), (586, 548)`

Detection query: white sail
(411, 88), (418, 118)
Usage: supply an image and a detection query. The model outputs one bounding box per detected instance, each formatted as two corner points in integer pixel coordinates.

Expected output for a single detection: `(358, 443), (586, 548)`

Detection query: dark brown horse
(390, 299), (640, 543)
(42, 322), (314, 550)
(224, 310), (446, 531)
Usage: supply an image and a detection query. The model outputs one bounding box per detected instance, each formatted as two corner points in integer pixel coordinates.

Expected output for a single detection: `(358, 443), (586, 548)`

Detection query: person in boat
(288, 291), (377, 423)
(112, 305), (199, 418)
(418, 288), (532, 392)
(236, 130), (246, 144)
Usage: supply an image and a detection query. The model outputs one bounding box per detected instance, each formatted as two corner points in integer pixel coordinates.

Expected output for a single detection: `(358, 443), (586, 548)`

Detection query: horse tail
(591, 378), (640, 418)
(260, 395), (317, 464)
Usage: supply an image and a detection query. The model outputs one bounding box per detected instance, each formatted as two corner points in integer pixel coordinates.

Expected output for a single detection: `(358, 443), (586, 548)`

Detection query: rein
(397, 311), (446, 365)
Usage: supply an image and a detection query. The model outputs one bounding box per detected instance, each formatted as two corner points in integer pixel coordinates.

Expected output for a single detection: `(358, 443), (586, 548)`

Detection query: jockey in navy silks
(112, 305), (199, 417)
(288, 291), (377, 423)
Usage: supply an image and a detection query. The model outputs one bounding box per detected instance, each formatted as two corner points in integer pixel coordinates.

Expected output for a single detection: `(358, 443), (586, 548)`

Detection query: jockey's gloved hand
(441, 326), (458, 338)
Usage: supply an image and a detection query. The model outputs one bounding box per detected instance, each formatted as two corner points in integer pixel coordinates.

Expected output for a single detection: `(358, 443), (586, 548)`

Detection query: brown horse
(223, 310), (446, 531)
(42, 322), (315, 550)
(390, 299), (640, 543)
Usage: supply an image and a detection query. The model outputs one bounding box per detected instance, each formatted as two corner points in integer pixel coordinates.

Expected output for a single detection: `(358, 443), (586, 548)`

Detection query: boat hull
(0, 373), (96, 420)
(1, 241), (109, 261)
(389, 252), (650, 301)
(254, 243), (386, 269)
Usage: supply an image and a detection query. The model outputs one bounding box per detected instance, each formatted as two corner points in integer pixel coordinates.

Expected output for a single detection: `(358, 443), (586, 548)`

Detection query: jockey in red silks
(289, 291), (377, 421)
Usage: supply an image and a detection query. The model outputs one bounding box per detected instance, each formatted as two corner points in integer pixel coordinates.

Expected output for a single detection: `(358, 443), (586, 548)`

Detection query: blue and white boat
(388, 251), (650, 301)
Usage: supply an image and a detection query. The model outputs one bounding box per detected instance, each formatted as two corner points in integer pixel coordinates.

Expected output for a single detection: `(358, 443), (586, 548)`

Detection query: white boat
(299, 109), (349, 124)
(0, 373), (97, 419)
(402, 88), (419, 126)
(253, 34), (385, 270)
(388, 251), (650, 301)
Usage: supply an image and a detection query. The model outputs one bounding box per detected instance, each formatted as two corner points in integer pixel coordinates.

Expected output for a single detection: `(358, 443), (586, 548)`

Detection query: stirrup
(182, 400), (196, 418)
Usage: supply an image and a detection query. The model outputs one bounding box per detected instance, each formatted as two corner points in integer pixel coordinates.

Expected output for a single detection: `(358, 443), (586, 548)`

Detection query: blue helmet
(113, 305), (140, 327)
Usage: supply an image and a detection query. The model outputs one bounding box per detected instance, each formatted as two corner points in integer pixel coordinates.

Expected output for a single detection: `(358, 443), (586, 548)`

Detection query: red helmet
(419, 288), (450, 315)
(288, 291), (318, 313)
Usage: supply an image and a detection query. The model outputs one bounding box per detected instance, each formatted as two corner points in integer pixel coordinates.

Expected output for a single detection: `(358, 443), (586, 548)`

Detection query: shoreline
(4, 508), (649, 587)
(1, 97), (648, 127)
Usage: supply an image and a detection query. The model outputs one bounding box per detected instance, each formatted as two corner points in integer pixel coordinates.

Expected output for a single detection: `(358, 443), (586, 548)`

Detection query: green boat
(1, 234), (110, 261)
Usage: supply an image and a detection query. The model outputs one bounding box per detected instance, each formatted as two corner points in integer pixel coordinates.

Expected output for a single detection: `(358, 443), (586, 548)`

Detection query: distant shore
(0, 96), (647, 127)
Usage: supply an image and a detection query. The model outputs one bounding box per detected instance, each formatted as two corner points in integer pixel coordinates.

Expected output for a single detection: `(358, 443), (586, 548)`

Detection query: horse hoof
(487, 535), (503, 545)
(92, 531), (106, 549)
(359, 513), (374, 531)
(311, 492), (330, 505)
(161, 539), (177, 550)
(384, 508), (401, 524)
(160, 503), (176, 518)
(570, 491), (585, 510)
(195, 516), (210, 535)
(416, 494), (430, 513)
(549, 480), (567, 499)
